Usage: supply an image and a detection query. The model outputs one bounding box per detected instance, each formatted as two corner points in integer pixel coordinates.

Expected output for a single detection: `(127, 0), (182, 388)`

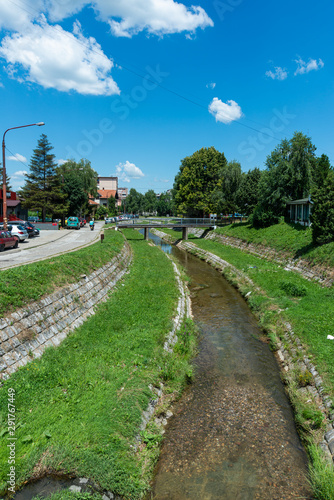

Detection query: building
(0, 191), (27, 222)
(287, 196), (313, 226)
(117, 187), (128, 208)
(92, 176), (118, 209)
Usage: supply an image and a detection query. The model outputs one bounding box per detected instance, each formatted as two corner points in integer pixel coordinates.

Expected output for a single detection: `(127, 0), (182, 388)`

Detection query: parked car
(9, 220), (35, 237)
(105, 217), (115, 224)
(0, 231), (19, 251)
(9, 224), (29, 242)
(30, 224), (40, 236)
(28, 216), (39, 223)
(67, 216), (80, 230)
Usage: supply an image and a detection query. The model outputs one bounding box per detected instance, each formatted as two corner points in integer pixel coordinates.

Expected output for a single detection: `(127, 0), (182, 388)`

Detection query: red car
(0, 231), (19, 251)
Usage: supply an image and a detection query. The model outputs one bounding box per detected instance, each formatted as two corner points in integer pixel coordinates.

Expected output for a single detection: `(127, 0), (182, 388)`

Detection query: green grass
(0, 229), (196, 499)
(214, 221), (334, 267)
(0, 229), (125, 317)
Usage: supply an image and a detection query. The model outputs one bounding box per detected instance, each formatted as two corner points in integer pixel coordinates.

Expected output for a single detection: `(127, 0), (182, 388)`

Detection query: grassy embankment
(0, 229), (196, 499)
(161, 223), (334, 500)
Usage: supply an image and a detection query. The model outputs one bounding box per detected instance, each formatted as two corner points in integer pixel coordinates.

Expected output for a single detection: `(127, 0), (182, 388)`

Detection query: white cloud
(9, 170), (28, 191)
(45, 0), (213, 37)
(294, 57), (324, 76)
(265, 66), (288, 81)
(0, 0), (213, 37)
(0, 19), (120, 96)
(208, 97), (243, 124)
(11, 170), (28, 177)
(57, 159), (68, 165)
(7, 153), (27, 163)
(206, 82), (216, 89)
(115, 161), (145, 183)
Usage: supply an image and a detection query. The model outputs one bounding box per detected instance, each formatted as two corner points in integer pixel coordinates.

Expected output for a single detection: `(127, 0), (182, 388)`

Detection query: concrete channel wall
(0, 241), (132, 380)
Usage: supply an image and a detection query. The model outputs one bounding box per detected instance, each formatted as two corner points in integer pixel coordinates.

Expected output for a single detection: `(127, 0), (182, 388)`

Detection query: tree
(125, 188), (144, 214)
(19, 134), (67, 222)
(251, 132), (318, 227)
(174, 147), (227, 216)
(236, 167), (262, 215)
(212, 160), (242, 215)
(57, 159), (98, 217)
(311, 172), (334, 244)
(143, 189), (157, 214)
(107, 194), (117, 215)
(156, 192), (173, 216)
(312, 154), (333, 191)
(95, 205), (108, 219)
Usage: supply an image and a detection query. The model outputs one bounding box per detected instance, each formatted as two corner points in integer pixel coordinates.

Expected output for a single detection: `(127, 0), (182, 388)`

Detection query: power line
(4, 0), (334, 158)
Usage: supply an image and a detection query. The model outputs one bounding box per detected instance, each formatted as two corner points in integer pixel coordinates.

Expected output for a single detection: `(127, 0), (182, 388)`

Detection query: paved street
(0, 222), (104, 270)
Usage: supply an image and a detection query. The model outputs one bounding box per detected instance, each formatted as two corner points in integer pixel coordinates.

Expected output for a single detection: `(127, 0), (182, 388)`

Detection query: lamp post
(2, 122), (45, 230)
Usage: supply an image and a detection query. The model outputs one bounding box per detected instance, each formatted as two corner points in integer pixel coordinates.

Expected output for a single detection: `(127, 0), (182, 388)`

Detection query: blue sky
(0, 0), (333, 193)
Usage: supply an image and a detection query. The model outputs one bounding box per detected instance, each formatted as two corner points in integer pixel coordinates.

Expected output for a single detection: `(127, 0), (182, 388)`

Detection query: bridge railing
(115, 216), (242, 227)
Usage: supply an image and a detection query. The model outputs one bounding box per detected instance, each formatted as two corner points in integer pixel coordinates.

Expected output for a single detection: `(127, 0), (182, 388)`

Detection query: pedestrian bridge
(115, 217), (239, 240)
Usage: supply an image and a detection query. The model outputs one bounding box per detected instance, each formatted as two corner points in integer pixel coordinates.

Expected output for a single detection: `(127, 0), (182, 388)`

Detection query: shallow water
(148, 232), (312, 500)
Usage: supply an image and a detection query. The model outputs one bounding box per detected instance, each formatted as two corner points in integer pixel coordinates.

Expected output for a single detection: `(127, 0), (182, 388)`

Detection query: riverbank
(0, 230), (195, 499)
(152, 227), (334, 500)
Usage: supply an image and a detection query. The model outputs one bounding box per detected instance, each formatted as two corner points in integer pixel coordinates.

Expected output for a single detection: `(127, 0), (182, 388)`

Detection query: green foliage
(236, 167), (262, 215)
(297, 369), (313, 387)
(311, 172), (334, 245)
(143, 189), (157, 214)
(125, 188), (144, 214)
(156, 192), (173, 216)
(173, 146), (227, 216)
(308, 444), (334, 500)
(211, 160), (242, 215)
(248, 204), (280, 228)
(250, 132), (317, 227)
(279, 280), (307, 297)
(95, 205), (108, 219)
(56, 159), (98, 217)
(19, 134), (68, 221)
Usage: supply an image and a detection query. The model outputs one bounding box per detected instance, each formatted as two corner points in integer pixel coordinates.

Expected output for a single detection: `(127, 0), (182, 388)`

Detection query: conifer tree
(19, 134), (68, 221)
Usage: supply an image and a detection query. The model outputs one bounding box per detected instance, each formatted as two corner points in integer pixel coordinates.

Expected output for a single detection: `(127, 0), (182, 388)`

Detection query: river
(148, 232), (312, 500)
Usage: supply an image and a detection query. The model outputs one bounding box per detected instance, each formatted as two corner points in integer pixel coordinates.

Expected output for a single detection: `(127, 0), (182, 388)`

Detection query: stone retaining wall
(206, 232), (334, 287)
(0, 241), (132, 380)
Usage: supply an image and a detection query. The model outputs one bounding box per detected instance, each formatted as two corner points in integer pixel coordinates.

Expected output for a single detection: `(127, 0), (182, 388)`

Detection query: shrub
(279, 280), (307, 297)
(249, 205), (280, 228)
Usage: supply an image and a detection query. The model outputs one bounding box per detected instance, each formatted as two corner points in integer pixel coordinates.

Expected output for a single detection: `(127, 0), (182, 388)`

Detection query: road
(0, 222), (104, 270)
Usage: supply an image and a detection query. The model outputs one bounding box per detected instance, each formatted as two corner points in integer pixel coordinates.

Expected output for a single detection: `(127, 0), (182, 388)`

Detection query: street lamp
(2, 122), (45, 230)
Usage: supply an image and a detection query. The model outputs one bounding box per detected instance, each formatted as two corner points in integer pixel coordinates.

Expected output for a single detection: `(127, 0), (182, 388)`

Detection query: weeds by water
(0, 230), (195, 499)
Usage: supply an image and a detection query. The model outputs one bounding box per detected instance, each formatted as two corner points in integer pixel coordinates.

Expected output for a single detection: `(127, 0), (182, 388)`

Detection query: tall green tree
(311, 171), (334, 244)
(56, 159), (98, 217)
(312, 154), (333, 191)
(212, 160), (242, 215)
(125, 188), (144, 214)
(107, 194), (117, 215)
(174, 147), (227, 216)
(143, 189), (157, 214)
(156, 192), (173, 216)
(251, 132), (318, 227)
(236, 167), (262, 215)
(19, 134), (67, 221)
